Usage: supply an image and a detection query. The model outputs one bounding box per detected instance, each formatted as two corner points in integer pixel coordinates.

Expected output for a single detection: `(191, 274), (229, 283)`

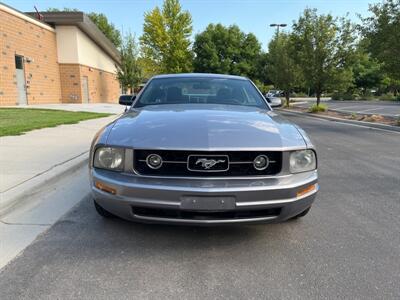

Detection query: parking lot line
(335, 105), (365, 110)
(356, 107), (385, 113)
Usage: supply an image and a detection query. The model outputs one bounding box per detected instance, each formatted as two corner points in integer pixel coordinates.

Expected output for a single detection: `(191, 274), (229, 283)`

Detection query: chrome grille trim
(133, 150), (282, 177)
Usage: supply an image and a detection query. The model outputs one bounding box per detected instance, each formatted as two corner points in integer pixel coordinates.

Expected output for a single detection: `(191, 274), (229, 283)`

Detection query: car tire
(291, 207), (311, 219)
(94, 200), (115, 218)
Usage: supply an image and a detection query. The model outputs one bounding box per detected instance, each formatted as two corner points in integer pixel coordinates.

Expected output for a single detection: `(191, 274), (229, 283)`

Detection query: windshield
(134, 77), (269, 109)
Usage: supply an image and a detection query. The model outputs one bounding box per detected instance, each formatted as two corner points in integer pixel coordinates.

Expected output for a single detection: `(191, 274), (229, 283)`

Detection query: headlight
(289, 150), (316, 173)
(94, 147), (124, 171)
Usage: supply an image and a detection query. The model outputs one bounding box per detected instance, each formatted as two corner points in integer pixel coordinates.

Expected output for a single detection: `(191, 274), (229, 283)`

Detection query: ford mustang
(89, 73), (318, 225)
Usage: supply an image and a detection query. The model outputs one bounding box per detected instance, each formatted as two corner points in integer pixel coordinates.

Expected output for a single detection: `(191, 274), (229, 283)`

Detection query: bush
(363, 95), (376, 100)
(379, 93), (396, 101)
(308, 103), (328, 113)
(253, 80), (267, 94)
(291, 92), (308, 97)
(331, 92), (359, 100)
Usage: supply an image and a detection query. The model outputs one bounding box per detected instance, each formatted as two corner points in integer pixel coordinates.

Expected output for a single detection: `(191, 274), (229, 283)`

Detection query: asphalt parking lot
(293, 100), (400, 117)
(0, 114), (399, 299)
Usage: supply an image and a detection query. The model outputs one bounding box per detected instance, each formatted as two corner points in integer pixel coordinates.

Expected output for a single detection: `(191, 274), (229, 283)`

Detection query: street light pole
(269, 23), (287, 35)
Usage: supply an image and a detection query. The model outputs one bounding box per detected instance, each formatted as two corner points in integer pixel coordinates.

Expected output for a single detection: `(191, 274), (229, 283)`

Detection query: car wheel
(94, 200), (115, 218)
(291, 207), (311, 219)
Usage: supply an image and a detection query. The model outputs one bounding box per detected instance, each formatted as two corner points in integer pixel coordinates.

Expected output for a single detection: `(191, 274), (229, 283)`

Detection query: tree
(252, 52), (272, 89)
(291, 9), (356, 105)
(116, 33), (142, 93)
(352, 49), (385, 94)
(140, 0), (193, 74)
(87, 13), (122, 48)
(361, 0), (400, 93)
(267, 32), (301, 106)
(193, 24), (262, 79)
(47, 8), (121, 48)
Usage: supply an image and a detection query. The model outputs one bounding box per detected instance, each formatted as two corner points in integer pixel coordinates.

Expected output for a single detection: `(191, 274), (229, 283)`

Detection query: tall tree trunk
(285, 91), (290, 107)
(316, 90), (321, 107)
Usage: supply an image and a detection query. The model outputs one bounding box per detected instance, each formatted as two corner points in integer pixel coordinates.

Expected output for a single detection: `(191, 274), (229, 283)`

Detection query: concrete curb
(327, 108), (399, 119)
(278, 109), (400, 133)
(0, 152), (89, 217)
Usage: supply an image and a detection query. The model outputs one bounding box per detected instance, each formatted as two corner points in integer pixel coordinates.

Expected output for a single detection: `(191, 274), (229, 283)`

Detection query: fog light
(297, 184), (317, 198)
(146, 154), (163, 169)
(253, 155), (269, 170)
(95, 181), (116, 195)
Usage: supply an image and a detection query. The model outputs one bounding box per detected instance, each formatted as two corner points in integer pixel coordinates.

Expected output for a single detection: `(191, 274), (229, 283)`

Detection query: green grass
(0, 108), (112, 137)
(308, 103), (328, 113)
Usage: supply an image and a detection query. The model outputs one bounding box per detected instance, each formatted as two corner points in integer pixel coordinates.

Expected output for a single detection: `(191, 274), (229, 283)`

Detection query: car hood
(106, 104), (306, 150)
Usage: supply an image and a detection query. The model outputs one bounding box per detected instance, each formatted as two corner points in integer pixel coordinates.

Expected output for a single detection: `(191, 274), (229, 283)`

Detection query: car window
(134, 77), (268, 109)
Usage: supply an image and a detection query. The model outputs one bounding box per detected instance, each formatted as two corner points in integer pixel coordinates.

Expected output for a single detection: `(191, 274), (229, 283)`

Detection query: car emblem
(187, 155), (229, 172)
(195, 158), (226, 169)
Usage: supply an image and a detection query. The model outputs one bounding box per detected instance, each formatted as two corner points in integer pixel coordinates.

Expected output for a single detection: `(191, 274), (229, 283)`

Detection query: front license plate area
(180, 196), (236, 211)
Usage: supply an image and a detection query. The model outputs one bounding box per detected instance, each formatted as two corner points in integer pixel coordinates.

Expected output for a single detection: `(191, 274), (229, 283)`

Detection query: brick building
(0, 3), (121, 106)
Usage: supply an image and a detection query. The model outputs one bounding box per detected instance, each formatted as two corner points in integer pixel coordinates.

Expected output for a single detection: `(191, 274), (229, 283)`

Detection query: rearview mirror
(119, 95), (135, 106)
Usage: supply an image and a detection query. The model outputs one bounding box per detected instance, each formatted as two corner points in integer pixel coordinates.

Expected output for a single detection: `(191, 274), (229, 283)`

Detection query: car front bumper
(91, 169), (318, 225)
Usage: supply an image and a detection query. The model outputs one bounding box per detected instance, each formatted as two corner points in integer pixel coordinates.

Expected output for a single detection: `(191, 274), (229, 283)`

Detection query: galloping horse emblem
(195, 158), (226, 169)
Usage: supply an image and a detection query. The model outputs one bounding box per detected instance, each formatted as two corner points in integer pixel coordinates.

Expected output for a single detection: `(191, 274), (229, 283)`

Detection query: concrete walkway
(0, 113), (118, 214)
(6, 103), (125, 114)
(0, 104), (122, 268)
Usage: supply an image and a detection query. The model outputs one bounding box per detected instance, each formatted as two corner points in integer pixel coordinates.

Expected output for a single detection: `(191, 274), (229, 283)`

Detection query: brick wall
(59, 64), (82, 103)
(79, 65), (120, 103)
(0, 9), (62, 105)
(58, 63), (120, 103)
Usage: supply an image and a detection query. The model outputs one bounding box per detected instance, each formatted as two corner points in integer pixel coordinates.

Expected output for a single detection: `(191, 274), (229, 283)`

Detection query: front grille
(132, 206), (281, 220)
(133, 150), (282, 177)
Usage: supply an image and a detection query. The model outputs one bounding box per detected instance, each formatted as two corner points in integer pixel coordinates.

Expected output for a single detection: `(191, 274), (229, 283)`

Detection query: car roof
(151, 73), (248, 80)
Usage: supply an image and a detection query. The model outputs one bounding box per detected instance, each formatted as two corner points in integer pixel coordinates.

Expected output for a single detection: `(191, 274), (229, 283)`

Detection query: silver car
(89, 74), (318, 225)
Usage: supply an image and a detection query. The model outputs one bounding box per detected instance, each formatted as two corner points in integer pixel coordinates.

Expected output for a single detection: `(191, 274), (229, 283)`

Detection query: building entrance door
(15, 55), (27, 105)
(82, 76), (89, 103)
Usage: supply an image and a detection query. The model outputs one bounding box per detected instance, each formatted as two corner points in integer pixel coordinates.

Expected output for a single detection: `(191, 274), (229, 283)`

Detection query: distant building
(0, 3), (121, 106)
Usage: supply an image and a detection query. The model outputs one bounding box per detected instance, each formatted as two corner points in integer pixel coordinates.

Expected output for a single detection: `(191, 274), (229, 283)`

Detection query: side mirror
(119, 95), (136, 106)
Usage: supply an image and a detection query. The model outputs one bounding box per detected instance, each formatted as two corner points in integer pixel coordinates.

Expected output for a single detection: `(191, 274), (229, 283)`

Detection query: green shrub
(308, 104), (328, 113)
(379, 93), (396, 101)
(291, 92), (308, 97)
(397, 117), (400, 126)
(331, 92), (359, 101)
(253, 80), (267, 94)
(363, 95), (376, 100)
(331, 92), (340, 100)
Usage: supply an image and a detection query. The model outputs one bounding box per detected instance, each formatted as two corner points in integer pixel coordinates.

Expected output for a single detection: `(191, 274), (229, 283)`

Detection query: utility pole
(269, 23), (287, 35)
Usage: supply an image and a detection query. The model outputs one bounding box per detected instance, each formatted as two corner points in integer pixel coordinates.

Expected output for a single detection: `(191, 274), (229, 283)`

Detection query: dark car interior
(135, 78), (268, 108)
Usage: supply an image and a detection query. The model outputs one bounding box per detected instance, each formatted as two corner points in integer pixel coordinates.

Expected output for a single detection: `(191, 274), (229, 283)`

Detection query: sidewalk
(5, 103), (125, 114)
(0, 113), (118, 214)
(0, 104), (122, 268)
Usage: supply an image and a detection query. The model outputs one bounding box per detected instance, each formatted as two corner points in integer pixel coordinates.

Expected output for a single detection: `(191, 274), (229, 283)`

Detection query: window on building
(15, 55), (24, 70)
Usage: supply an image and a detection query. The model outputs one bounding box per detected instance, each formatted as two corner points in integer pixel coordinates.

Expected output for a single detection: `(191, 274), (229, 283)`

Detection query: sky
(7, 0), (373, 48)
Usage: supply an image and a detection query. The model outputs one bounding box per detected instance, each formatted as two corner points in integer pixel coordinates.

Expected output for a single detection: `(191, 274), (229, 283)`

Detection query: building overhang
(26, 11), (121, 65)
